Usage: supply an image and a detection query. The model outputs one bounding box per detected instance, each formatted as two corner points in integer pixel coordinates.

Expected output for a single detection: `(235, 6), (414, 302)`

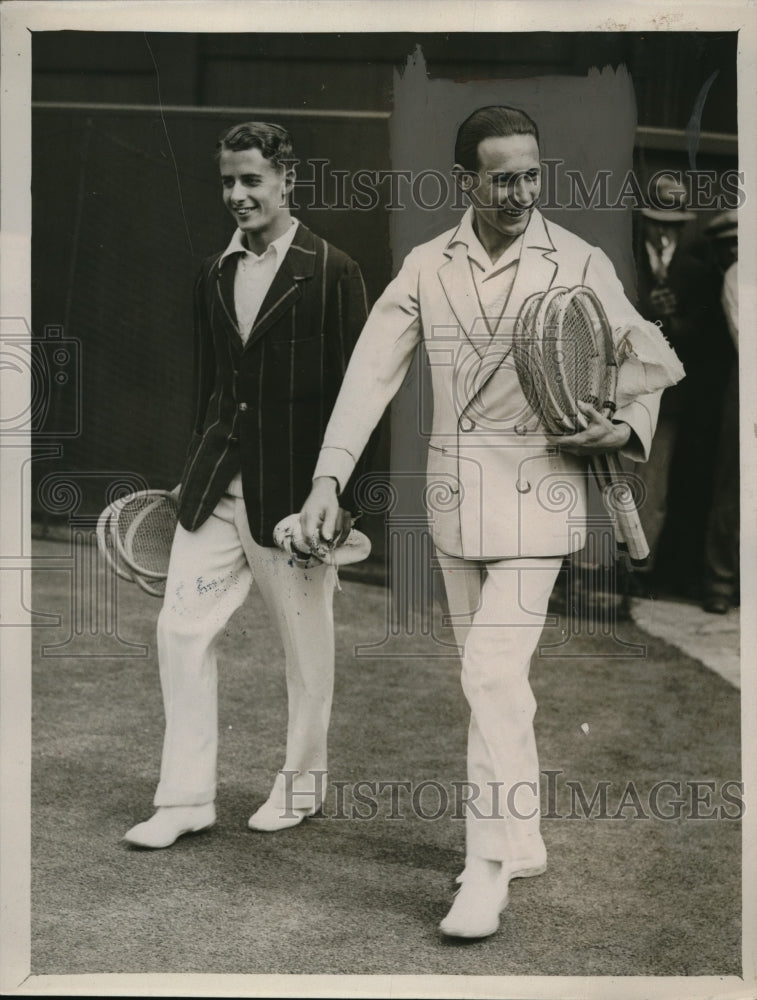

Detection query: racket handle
(589, 455), (628, 551)
(602, 452), (650, 565)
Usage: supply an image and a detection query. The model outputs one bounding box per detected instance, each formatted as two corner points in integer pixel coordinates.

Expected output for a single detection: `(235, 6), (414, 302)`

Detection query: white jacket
(314, 209), (683, 559)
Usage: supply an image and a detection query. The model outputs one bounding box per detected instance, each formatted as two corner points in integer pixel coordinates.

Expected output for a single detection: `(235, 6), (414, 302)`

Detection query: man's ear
(452, 163), (478, 196)
(280, 162), (296, 202)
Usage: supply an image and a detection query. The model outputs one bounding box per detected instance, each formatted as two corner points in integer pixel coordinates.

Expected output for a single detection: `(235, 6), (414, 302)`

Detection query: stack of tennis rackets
(96, 490), (179, 597)
(513, 285), (650, 565)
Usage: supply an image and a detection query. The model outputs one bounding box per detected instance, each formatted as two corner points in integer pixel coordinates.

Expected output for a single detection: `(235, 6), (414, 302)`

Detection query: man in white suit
(301, 107), (683, 938)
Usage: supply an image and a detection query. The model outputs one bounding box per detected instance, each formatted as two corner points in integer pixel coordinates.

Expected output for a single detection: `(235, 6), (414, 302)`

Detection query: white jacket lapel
(437, 240), (489, 358)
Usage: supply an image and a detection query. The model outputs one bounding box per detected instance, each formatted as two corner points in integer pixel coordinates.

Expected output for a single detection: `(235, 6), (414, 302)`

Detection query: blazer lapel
(437, 240), (489, 358)
(244, 224), (317, 350)
(214, 255), (243, 357)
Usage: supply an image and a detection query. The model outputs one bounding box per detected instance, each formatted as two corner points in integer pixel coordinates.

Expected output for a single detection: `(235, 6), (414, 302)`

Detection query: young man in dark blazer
(125, 122), (368, 848)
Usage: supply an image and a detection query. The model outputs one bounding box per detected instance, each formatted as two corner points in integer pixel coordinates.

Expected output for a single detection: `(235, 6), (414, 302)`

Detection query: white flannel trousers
(438, 554), (563, 865)
(153, 492), (336, 811)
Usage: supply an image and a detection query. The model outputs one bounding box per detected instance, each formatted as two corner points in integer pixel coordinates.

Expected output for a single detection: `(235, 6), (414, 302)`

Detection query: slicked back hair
(215, 121), (294, 169)
(454, 106), (539, 171)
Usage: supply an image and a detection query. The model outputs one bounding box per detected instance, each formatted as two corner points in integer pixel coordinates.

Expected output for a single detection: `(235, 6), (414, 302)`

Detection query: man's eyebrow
(488, 167), (540, 178)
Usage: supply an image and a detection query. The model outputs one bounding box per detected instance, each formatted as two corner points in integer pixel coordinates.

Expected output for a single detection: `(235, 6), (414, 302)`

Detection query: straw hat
(640, 175), (696, 222)
(273, 513), (371, 568)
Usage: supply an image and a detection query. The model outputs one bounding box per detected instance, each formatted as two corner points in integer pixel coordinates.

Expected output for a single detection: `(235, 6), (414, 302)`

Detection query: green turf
(30, 540), (741, 976)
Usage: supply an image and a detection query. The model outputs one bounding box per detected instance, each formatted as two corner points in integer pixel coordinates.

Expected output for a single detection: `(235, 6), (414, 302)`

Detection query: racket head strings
(550, 289), (605, 428)
(514, 284), (621, 436)
(112, 491), (178, 580)
(514, 289), (567, 434)
(531, 287), (576, 433)
(513, 291), (550, 425)
(96, 489), (178, 598)
(563, 286), (619, 419)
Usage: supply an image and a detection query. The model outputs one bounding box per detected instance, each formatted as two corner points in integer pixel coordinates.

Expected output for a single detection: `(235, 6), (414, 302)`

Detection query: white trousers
(438, 555), (563, 865)
(153, 493), (336, 810)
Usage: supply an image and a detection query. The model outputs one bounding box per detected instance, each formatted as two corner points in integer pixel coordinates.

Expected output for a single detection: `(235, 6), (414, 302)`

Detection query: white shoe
(247, 799), (318, 833)
(124, 804), (215, 849)
(440, 858), (510, 938)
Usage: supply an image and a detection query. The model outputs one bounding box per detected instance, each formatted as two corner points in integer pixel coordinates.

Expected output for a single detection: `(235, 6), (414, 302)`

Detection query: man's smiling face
(462, 133), (542, 245)
(219, 145), (292, 249)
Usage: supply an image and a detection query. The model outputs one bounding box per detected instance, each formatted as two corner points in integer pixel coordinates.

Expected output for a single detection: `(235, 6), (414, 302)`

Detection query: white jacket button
(516, 479), (532, 494)
(460, 416), (476, 432)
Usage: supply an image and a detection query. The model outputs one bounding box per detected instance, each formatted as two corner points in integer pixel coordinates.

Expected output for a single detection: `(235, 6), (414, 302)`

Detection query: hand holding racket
(559, 400), (649, 564)
(514, 285), (649, 565)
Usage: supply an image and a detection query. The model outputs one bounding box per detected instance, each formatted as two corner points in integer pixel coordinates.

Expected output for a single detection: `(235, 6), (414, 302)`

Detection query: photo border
(1, 2), (755, 997)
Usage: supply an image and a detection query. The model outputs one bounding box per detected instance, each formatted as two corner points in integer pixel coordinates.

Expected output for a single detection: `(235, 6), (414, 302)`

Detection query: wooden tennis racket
(96, 504), (136, 584)
(515, 286), (650, 565)
(96, 489), (179, 597)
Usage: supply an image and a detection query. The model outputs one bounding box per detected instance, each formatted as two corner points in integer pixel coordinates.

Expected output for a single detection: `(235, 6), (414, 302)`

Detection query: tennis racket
(544, 286), (649, 563)
(96, 489), (179, 597)
(516, 286), (649, 565)
(96, 504), (136, 584)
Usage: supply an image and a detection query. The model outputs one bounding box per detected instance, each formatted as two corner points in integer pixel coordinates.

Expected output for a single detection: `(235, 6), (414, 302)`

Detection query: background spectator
(632, 175), (735, 599)
(701, 209), (739, 613)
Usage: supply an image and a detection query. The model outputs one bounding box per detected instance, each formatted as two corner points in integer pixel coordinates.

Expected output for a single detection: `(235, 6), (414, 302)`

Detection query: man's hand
(300, 476), (341, 550)
(649, 286), (677, 318)
(546, 401), (631, 456)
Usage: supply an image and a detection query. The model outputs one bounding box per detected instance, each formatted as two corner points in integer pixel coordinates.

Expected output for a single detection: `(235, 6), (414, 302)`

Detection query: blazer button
(229, 436), (239, 444)
(514, 424), (529, 436)
(516, 479), (532, 494)
(460, 416), (476, 433)
(238, 402), (248, 412)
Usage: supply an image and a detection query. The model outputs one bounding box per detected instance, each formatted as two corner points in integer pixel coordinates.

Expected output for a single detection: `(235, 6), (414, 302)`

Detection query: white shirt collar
(645, 233), (677, 273)
(450, 206), (526, 273)
(219, 217), (299, 266)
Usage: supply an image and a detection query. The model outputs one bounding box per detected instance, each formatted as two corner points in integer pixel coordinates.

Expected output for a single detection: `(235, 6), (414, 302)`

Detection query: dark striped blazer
(178, 222), (370, 544)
